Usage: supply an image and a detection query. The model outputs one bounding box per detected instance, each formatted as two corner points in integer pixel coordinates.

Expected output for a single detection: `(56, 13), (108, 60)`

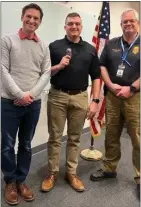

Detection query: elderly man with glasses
(90, 8), (140, 199)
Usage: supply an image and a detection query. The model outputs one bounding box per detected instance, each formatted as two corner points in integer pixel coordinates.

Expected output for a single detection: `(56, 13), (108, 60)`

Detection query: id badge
(116, 63), (125, 77)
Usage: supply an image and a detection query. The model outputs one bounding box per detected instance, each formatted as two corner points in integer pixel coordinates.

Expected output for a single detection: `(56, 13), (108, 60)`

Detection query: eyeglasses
(121, 19), (138, 25)
(66, 22), (81, 27)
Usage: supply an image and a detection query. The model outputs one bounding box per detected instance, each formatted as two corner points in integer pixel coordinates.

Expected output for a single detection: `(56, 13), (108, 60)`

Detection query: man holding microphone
(41, 12), (101, 192)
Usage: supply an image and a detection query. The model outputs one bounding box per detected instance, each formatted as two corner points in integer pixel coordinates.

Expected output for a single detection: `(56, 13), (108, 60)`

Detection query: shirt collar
(121, 34), (140, 45)
(18, 28), (39, 42)
(121, 36), (130, 46)
(65, 35), (83, 45)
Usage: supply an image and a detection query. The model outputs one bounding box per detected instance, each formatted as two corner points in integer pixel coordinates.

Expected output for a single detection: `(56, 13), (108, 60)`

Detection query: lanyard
(121, 34), (139, 66)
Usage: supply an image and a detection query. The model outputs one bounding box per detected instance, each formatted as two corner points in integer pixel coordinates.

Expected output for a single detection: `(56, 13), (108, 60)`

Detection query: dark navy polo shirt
(49, 35), (100, 90)
(100, 36), (140, 86)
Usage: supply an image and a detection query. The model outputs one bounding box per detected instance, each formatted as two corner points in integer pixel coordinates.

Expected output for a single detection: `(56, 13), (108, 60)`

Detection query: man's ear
(120, 22), (122, 28)
(39, 19), (42, 24)
(21, 15), (23, 21)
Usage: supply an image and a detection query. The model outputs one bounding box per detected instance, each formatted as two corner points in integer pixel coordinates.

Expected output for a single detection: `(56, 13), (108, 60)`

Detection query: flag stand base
(80, 146), (103, 161)
(80, 135), (103, 161)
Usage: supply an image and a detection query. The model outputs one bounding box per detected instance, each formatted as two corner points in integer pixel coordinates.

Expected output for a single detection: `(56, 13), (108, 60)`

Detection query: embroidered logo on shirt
(112, 49), (121, 52)
(132, 46), (139, 54)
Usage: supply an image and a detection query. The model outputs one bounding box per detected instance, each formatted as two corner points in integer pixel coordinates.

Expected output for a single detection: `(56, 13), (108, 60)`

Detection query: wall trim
(32, 124), (128, 154)
(32, 127), (90, 154)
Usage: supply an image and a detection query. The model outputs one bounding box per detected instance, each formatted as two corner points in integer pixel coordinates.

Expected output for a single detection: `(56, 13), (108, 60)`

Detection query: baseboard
(32, 123), (127, 154)
(32, 127), (90, 154)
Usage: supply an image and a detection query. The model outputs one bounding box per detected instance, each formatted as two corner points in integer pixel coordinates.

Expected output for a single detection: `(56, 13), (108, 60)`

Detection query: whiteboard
(1, 2), (97, 89)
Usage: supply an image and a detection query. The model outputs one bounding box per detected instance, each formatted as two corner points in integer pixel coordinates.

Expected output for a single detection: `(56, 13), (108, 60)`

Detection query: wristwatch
(130, 85), (137, 93)
(92, 98), (100, 104)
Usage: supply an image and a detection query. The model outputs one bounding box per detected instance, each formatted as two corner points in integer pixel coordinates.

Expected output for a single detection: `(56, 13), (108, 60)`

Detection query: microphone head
(66, 48), (72, 57)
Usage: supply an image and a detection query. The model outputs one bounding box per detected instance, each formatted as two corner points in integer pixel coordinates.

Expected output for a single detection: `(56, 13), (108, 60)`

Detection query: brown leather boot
(65, 173), (85, 192)
(17, 183), (34, 201)
(41, 175), (57, 192)
(5, 182), (19, 205)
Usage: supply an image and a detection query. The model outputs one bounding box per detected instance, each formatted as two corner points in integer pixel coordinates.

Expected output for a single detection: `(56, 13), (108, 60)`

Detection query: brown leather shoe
(17, 183), (34, 201)
(65, 173), (85, 192)
(41, 175), (57, 192)
(5, 182), (19, 205)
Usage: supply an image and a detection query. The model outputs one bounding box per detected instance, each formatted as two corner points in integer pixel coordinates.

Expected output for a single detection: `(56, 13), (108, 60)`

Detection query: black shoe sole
(90, 174), (117, 181)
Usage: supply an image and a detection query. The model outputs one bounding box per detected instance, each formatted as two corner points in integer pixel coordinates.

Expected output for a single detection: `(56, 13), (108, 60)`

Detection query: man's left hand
(14, 92), (34, 106)
(116, 86), (133, 98)
(87, 102), (99, 120)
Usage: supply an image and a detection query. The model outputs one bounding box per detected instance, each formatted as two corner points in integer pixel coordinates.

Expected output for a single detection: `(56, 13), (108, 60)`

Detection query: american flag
(90, 1), (110, 138)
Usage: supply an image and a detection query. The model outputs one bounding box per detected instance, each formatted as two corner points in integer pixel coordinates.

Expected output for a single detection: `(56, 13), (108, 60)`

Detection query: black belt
(53, 86), (86, 95)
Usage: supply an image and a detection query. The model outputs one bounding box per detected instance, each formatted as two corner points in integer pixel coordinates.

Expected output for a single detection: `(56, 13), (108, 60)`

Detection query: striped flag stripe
(90, 1), (110, 138)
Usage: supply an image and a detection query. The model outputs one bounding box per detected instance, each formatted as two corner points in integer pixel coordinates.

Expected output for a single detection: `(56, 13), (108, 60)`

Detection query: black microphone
(66, 48), (72, 57)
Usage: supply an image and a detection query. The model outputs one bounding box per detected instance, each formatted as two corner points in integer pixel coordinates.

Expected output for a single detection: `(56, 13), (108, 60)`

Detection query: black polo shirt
(49, 35), (100, 90)
(100, 36), (140, 88)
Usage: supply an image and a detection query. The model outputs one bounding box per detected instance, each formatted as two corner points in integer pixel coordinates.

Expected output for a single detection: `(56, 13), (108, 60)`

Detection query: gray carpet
(1, 128), (140, 207)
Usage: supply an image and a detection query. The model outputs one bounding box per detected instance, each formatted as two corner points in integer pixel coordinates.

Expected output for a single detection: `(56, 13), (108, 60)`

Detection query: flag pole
(80, 135), (103, 161)
(80, 1), (110, 161)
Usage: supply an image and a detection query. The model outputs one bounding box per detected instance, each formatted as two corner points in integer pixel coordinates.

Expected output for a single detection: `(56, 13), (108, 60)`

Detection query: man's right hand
(14, 92), (34, 106)
(109, 83), (122, 95)
(58, 55), (71, 70)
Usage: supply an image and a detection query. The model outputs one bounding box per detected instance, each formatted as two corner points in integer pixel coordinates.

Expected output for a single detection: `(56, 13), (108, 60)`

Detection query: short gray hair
(121, 8), (139, 21)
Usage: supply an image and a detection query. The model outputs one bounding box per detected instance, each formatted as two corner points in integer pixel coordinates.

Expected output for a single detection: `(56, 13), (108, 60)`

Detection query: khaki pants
(47, 87), (88, 174)
(103, 91), (140, 184)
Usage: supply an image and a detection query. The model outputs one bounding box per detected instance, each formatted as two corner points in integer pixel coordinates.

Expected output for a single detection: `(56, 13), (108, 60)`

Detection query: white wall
(2, 1), (139, 149)
(57, 1), (140, 39)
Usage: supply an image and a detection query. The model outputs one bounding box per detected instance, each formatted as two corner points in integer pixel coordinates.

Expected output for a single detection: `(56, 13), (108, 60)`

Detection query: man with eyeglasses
(90, 8), (140, 198)
(41, 12), (101, 192)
